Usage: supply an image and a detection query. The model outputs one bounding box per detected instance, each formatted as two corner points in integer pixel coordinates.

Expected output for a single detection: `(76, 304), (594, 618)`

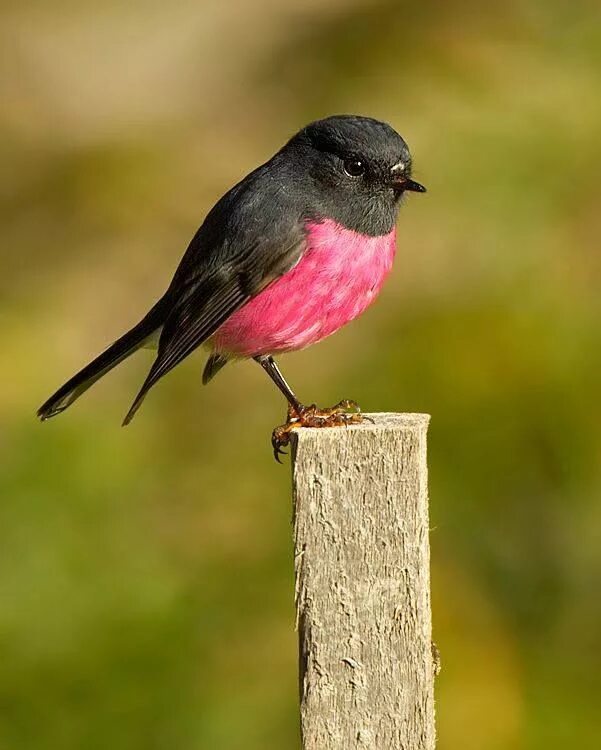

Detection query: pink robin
(37, 115), (426, 460)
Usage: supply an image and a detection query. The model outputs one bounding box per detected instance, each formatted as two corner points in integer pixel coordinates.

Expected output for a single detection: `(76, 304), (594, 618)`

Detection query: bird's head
(283, 115), (425, 235)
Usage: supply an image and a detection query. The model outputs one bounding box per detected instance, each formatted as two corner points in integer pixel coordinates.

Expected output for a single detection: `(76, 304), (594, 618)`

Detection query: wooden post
(291, 413), (435, 750)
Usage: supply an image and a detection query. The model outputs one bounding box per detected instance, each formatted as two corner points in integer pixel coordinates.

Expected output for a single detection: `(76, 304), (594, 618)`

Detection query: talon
(272, 433), (288, 459)
(270, 398), (367, 461)
(271, 421), (298, 462)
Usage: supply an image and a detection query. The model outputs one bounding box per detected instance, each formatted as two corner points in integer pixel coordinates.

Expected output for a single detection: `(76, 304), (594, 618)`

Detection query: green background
(1, 1), (600, 747)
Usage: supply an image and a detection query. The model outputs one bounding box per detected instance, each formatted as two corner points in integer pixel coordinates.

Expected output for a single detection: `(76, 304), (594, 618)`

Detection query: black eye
(343, 158), (365, 177)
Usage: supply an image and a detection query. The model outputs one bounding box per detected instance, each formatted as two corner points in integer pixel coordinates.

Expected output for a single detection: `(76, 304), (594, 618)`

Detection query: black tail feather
(37, 301), (167, 421)
(121, 379), (151, 426)
(201, 352), (229, 385)
(120, 350), (229, 427)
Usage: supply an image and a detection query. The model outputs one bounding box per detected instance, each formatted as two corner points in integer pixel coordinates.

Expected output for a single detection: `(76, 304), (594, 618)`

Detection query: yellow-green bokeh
(1, 1), (600, 748)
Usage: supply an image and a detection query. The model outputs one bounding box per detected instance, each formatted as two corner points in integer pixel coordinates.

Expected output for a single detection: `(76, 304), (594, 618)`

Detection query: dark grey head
(281, 115), (425, 235)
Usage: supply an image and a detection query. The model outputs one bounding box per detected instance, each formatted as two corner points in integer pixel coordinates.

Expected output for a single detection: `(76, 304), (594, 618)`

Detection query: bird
(37, 115), (426, 459)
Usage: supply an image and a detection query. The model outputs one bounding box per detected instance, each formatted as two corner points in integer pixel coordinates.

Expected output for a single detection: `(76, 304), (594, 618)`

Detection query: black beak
(402, 178), (426, 193)
(390, 164), (426, 195)
(392, 176), (426, 193)
(391, 165), (426, 195)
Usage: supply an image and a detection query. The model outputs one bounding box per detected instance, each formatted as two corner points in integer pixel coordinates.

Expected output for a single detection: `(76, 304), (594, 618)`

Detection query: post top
(291, 412), (430, 445)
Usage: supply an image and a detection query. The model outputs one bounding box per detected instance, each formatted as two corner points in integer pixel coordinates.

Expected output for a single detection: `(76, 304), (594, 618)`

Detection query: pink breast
(212, 219), (397, 357)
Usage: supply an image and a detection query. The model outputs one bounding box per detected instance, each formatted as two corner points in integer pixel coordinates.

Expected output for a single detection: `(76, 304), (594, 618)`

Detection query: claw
(271, 422), (296, 461)
(273, 442), (288, 463)
(272, 436), (285, 462)
(271, 398), (366, 462)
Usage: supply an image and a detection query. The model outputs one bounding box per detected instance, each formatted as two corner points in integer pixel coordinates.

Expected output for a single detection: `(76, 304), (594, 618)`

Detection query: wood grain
(291, 413), (435, 750)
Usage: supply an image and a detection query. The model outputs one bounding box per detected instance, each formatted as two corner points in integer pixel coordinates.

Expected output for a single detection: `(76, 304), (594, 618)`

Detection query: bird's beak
(401, 178), (427, 193)
(390, 163), (426, 193)
(391, 174), (427, 193)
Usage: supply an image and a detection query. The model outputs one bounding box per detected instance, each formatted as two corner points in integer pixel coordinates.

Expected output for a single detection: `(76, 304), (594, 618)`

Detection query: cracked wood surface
(291, 413), (435, 750)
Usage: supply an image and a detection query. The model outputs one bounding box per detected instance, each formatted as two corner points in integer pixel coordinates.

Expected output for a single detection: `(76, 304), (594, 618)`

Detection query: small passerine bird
(38, 115), (426, 458)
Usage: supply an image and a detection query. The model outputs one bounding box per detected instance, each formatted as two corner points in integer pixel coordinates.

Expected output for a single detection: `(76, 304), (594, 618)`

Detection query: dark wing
(122, 227), (305, 425)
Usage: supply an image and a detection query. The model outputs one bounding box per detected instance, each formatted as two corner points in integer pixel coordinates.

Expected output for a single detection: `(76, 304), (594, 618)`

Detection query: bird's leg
(254, 356), (365, 461)
(255, 355), (303, 415)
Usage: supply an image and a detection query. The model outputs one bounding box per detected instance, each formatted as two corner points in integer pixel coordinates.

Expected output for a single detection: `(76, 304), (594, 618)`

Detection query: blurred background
(1, 0), (600, 747)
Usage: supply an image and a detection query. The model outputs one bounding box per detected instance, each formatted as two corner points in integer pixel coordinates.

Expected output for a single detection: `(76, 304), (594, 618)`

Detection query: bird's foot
(271, 399), (365, 462)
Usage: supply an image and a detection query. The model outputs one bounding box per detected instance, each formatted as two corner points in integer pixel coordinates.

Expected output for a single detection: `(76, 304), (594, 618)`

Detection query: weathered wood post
(291, 413), (435, 750)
